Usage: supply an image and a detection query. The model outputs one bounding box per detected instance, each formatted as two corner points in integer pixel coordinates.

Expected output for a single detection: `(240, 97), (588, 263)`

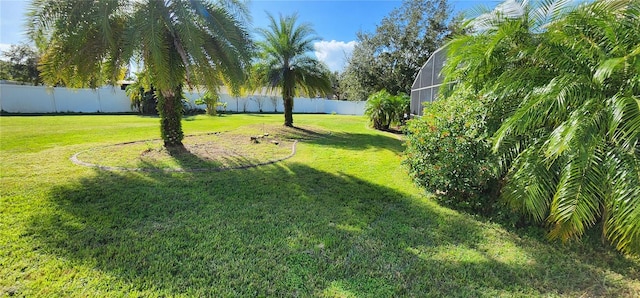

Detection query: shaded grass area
(1, 114), (639, 297)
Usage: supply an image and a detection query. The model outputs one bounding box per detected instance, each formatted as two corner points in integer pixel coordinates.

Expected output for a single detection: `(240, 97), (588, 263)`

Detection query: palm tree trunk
(284, 96), (294, 127)
(157, 87), (184, 149)
(283, 67), (294, 127)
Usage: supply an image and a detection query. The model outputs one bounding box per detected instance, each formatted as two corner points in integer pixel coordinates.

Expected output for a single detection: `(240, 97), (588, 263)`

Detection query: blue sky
(0, 0), (502, 71)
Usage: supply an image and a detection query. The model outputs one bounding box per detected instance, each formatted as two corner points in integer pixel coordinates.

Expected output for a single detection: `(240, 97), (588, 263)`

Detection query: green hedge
(403, 96), (498, 213)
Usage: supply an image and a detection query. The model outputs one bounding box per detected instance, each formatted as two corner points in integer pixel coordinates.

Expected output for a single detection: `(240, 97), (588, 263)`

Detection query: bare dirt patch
(72, 124), (330, 172)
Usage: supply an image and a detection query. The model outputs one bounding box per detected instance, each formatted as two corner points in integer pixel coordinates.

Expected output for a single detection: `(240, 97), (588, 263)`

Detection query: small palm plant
(365, 90), (408, 130)
(195, 91), (220, 116)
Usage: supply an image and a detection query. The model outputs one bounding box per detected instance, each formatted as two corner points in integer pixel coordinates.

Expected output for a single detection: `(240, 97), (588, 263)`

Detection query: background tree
(256, 13), (331, 127)
(341, 0), (461, 100)
(1, 43), (41, 85)
(0, 60), (11, 81)
(328, 71), (345, 100)
(441, 0), (640, 254)
(28, 0), (252, 149)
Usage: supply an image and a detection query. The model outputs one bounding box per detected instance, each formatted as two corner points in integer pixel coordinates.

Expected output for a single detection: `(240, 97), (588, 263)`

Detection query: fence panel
(0, 84), (365, 115)
(97, 88), (132, 112)
(0, 84), (56, 113)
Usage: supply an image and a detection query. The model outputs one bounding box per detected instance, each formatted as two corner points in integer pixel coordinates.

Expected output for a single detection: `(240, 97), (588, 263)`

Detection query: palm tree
(256, 13), (331, 127)
(443, 0), (640, 254)
(27, 0), (252, 149)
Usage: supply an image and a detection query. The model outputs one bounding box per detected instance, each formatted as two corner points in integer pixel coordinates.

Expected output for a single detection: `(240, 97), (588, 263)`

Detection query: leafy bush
(403, 96), (498, 213)
(364, 90), (408, 130)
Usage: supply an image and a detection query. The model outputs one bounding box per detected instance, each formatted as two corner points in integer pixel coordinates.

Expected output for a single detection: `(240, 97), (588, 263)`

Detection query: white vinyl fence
(0, 84), (365, 115)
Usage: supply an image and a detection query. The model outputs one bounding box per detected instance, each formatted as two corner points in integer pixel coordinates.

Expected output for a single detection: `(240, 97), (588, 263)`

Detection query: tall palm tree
(27, 0), (252, 148)
(256, 13), (331, 127)
(443, 0), (640, 254)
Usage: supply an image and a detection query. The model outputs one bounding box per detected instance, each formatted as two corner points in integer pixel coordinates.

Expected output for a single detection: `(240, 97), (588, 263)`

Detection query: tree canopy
(341, 0), (462, 100)
(1, 44), (41, 85)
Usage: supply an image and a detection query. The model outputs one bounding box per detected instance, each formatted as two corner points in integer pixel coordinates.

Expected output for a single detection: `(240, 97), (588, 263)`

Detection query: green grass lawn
(1, 114), (639, 297)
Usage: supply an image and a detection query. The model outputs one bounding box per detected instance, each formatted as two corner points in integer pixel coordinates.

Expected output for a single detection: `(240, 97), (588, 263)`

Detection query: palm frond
(603, 149), (640, 254)
(441, 0), (640, 254)
(501, 142), (557, 222)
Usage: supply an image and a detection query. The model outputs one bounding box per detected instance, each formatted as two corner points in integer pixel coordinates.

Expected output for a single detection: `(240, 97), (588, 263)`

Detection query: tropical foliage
(255, 13), (331, 127)
(439, 0), (640, 254)
(404, 89), (498, 213)
(27, 0), (252, 148)
(364, 90), (408, 130)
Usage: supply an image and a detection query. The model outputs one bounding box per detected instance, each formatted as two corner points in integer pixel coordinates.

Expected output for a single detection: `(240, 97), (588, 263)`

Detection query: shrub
(403, 96), (498, 213)
(364, 90), (408, 130)
(195, 91), (220, 116)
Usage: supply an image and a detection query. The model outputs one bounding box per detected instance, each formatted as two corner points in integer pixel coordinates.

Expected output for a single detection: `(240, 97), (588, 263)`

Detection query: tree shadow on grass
(25, 159), (639, 296)
(306, 131), (404, 154)
(163, 145), (262, 171)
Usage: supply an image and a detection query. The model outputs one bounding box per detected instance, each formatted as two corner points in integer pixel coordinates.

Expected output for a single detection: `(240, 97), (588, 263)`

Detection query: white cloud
(314, 40), (357, 73)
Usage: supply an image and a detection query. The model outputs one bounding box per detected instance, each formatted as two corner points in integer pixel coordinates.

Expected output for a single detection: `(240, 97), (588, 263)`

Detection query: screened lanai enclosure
(410, 46), (447, 116)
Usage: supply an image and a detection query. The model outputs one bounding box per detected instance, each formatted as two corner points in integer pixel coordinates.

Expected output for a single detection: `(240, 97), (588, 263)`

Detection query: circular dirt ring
(70, 132), (299, 172)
